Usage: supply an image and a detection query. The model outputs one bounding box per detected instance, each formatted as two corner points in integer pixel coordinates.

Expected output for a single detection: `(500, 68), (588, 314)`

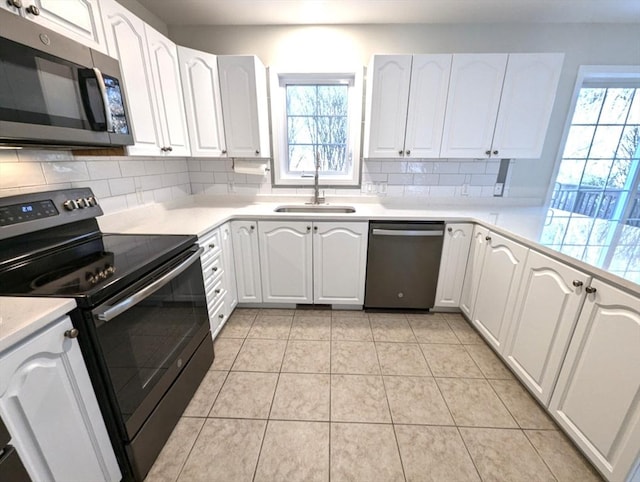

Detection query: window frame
(269, 68), (363, 187)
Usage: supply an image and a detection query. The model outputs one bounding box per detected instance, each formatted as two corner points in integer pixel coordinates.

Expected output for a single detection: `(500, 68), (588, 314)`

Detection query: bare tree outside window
(286, 84), (349, 173)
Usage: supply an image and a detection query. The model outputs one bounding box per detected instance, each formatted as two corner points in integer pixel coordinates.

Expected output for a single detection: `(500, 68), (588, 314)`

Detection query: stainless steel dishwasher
(364, 221), (445, 310)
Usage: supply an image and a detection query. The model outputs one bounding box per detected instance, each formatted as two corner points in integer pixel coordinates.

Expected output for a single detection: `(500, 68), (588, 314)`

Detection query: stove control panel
(0, 188), (103, 240)
(63, 196), (97, 211)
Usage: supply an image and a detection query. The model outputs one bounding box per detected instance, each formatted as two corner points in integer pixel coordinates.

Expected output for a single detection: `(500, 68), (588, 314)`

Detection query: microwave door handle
(92, 67), (114, 133)
(96, 247), (203, 322)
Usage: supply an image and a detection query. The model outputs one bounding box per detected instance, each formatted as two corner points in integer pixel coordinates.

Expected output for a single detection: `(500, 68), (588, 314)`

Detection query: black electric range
(0, 188), (213, 482)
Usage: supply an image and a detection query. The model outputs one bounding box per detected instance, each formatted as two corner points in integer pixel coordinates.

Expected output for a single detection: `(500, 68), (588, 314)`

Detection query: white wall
(170, 22), (640, 203)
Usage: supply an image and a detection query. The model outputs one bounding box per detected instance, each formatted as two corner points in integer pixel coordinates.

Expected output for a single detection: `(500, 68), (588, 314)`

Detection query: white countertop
(0, 297), (76, 353)
(98, 195), (640, 296)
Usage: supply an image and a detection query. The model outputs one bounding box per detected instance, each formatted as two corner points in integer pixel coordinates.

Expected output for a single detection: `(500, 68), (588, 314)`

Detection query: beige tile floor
(144, 309), (603, 482)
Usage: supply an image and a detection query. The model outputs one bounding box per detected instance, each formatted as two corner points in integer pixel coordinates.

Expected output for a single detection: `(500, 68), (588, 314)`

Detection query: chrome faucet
(311, 153), (325, 205)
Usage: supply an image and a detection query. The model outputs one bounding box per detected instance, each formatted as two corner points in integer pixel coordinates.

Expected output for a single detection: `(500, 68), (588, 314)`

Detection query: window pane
(617, 126), (640, 160)
(627, 93), (640, 123)
(572, 88), (605, 124)
(317, 85), (348, 115)
(288, 116), (314, 144)
(563, 125), (595, 158)
(287, 86), (317, 115)
(589, 125), (624, 158)
(599, 88), (634, 124)
(288, 145), (315, 171)
(606, 157), (632, 188)
(582, 159), (613, 187)
(556, 159), (585, 185)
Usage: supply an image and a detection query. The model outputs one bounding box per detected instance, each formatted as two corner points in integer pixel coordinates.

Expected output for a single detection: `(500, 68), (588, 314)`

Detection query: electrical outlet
(493, 182), (504, 196)
(461, 184), (469, 196)
(228, 182), (235, 193)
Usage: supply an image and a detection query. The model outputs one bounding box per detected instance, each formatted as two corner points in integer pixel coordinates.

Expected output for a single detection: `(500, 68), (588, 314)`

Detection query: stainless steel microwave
(0, 9), (133, 148)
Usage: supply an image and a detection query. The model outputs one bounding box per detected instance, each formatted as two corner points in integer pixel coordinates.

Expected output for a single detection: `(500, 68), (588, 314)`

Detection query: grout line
(172, 416), (209, 482)
(522, 430), (562, 482)
(455, 425), (485, 481)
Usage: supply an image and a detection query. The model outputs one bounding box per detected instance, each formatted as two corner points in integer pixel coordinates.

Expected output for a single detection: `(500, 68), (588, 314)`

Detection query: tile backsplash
(1, 150), (507, 214)
(0, 150), (191, 213)
(189, 157), (505, 200)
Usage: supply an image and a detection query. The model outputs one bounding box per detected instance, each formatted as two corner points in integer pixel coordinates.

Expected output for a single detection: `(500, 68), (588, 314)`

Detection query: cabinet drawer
(199, 229), (222, 265)
(202, 252), (224, 285)
(206, 278), (226, 308)
(208, 298), (228, 337)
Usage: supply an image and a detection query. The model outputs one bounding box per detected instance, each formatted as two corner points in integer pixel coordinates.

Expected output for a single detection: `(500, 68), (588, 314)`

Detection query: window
(270, 70), (363, 186)
(542, 66), (640, 283)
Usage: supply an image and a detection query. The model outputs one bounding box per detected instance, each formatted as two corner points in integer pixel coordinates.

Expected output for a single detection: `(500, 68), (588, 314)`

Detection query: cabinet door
(23, 0), (106, 52)
(259, 221), (313, 303)
(218, 55), (270, 158)
(0, 317), (120, 482)
(459, 224), (489, 318)
(434, 223), (473, 309)
(440, 54), (508, 158)
(101, 0), (162, 156)
(549, 280), (640, 482)
(363, 55), (412, 158)
(231, 220), (262, 303)
(491, 53), (564, 159)
(471, 231), (528, 351)
(145, 25), (190, 157)
(178, 46), (227, 158)
(313, 222), (368, 305)
(404, 54), (451, 158)
(503, 250), (590, 405)
(220, 222), (238, 312)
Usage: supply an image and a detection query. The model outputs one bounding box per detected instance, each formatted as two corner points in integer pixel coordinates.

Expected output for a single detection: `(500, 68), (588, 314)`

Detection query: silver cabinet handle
(572, 280), (583, 287)
(96, 247), (203, 322)
(8, 0), (23, 8)
(485, 236), (492, 241)
(406, 150), (411, 156)
(307, 226), (311, 232)
(209, 243), (215, 249)
(447, 227), (453, 233)
(64, 328), (79, 339)
(493, 150), (499, 155)
(485, 150), (491, 155)
(219, 313), (224, 319)
(398, 150), (404, 155)
(26, 4), (40, 15)
(212, 266), (218, 272)
(372, 229), (444, 237)
(585, 286), (597, 294)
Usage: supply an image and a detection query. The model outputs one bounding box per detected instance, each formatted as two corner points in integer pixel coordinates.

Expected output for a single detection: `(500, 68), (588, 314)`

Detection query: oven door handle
(96, 246), (203, 322)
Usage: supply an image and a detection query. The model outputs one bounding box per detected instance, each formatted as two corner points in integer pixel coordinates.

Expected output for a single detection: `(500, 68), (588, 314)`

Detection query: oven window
(93, 258), (208, 437)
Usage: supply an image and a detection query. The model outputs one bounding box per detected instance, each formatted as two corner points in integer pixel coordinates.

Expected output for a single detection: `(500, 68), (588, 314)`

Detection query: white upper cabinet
(178, 46), (227, 158)
(218, 55), (270, 158)
(364, 54), (451, 158)
(259, 221), (313, 303)
(549, 280), (640, 482)
(144, 25), (190, 156)
(101, 0), (189, 156)
(441, 53), (563, 159)
(503, 250), (591, 405)
(435, 223), (473, 309)
(364, 55), (412, 158)
(492, 53), (564, 158)
(440, 54), (508, 159)
(0, 316), (120, 482)
(3, 0), (106, 52)
(313, 222), (368, 305)
(101, 0), (161, 155)
(470, 231), (528, 351)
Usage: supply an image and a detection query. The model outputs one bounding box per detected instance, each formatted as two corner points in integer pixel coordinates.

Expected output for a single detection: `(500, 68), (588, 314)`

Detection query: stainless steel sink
(274, 205), (356, 213)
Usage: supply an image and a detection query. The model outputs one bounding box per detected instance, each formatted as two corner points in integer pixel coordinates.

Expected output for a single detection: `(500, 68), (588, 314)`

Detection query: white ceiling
(136, 0), (640, 26)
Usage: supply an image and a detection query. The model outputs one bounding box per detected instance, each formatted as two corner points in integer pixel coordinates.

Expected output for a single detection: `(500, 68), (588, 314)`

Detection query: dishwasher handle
(372, 228), (444, 237)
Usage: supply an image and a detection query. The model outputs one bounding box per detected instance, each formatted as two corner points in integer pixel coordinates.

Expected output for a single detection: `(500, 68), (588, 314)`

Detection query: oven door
(91, 245), (209, 440)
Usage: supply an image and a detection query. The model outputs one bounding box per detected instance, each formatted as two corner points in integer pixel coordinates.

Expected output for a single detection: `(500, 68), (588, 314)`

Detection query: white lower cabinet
(549, 279), (640, 482)
(470, 231), (528, 351)
(313, 222), (368, 305)
(255, 221), (368, 306)
(0, 316), (120, 482)
(259, 221), (313, 303)
(502, 250), (591, 405)
(231, 220), (262, 303)
(434, 223), (473, 309)
(459, 224), (489, 318)
(220, 222), (238, 312)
